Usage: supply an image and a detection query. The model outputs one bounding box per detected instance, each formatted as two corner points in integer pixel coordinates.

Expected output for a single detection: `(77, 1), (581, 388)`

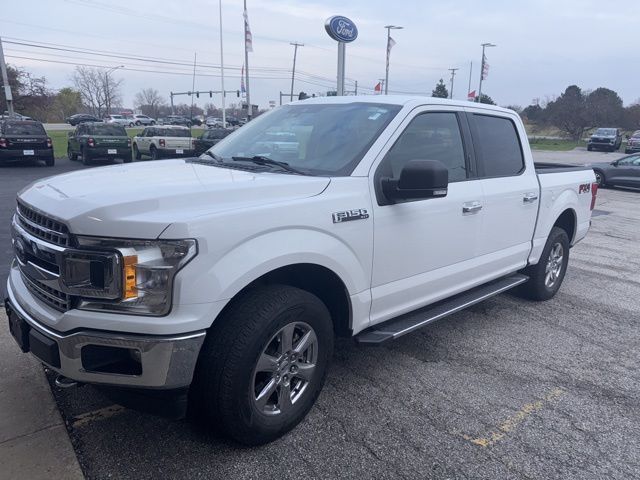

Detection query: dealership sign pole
(325, 16), (358, 96)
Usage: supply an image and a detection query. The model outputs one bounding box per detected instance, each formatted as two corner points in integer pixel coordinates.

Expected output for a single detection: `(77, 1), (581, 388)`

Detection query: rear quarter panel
(529, 169), (595, 264)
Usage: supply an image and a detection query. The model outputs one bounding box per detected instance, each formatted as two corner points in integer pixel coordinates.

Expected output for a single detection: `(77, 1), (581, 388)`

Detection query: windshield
(595, 128), (616, 136)
(4, 122), (46, 135)
(209, 102), (401, 176)
(162, 128), (191, 137)
(203, 130), (230, 140)
(91, 124), (127, 136)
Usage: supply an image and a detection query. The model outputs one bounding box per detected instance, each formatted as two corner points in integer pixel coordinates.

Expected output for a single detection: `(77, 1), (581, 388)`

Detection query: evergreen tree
(432, 79), (449, 99)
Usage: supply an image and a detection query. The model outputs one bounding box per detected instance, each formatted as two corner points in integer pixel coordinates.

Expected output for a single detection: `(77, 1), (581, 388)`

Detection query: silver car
(127, 114), (156, 127)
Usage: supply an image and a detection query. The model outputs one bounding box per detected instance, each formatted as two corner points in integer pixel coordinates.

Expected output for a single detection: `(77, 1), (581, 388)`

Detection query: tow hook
(54, 375), (79, 389)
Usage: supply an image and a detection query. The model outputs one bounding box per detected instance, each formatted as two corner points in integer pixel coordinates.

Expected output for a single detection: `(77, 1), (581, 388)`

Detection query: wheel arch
(553, 208), (577, 244)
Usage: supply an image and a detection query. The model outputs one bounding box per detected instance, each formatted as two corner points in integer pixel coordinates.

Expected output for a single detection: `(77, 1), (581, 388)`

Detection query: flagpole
(219, 0), (226, 128)
(478, 43), (496, 103)
(383, 25), (402, 95)
(467, 61), (473, 100)
(244, 0), (252, 120)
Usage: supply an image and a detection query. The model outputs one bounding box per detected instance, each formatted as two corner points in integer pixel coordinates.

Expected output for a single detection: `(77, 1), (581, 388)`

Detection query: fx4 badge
(332, 209), (369, 223)
(578, 183), (591, 194)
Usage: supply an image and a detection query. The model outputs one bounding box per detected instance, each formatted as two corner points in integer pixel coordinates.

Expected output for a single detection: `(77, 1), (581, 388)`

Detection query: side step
(355, 273), (528, 345)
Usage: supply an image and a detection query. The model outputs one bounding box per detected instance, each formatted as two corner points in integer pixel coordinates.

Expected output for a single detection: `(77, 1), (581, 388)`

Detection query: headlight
(74, 236), (197, 315)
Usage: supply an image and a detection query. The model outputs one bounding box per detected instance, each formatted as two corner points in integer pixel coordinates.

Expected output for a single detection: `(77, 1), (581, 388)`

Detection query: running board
(355, 273), (529, 345)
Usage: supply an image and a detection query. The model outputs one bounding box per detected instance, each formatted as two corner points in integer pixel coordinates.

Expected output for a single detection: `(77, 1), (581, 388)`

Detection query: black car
(194, 128), (232, 155)
(66, 113), (101, 126)
(587, 128), (622, 152)
(0, 119), (54, 166)
(591, 154), (640, 188)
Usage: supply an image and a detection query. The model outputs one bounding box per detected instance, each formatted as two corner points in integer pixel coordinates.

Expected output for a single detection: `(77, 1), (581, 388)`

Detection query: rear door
(466, 110), (539, 276)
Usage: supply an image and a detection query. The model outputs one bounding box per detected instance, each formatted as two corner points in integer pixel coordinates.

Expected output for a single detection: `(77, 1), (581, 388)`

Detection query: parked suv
(132, 125), (194, 160)
(624, 130), (640, 154)
(104, 114), (131, 127)
(67, 122), (132, 165)
(587, 128), (622, 152)
(127, 114), (156, 127)
(193, 128), (232, 155)
(160, 115), (193, 127)
(0, 119), (54, 166)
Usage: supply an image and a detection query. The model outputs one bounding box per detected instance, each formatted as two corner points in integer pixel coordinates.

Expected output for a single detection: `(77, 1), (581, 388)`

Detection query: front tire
(150, 146), (159, 160)
(518, 227), (570, 301)
(190, 285), (334, 445)
(587, 145), (593, 151)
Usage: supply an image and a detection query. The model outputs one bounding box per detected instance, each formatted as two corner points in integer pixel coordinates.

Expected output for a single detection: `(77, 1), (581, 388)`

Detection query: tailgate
(94, 136), (129, 147)
(165, 137), (193, 149)
(5, 135), (48, 149)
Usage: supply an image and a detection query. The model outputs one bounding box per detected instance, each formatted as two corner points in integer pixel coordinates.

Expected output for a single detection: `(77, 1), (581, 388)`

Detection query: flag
(481, 54), (489, 80)
(467, 90), (476, 101)
(386, 36), (396, 71)
(374, 82), (382, 93)
(244, 8), (253, 53)
(240, 63), (246, 95)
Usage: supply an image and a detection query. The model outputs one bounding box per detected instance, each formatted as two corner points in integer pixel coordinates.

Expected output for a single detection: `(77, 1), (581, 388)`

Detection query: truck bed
(535, 162), (593, 174)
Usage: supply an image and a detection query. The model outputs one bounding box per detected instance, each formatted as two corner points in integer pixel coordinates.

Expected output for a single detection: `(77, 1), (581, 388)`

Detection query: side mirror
(611, 160), (619, 166)
(381, 159), (449, 203)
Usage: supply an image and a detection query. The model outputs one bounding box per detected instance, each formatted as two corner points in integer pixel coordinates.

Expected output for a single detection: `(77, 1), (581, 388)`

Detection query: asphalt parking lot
(1, 150), (639, 479)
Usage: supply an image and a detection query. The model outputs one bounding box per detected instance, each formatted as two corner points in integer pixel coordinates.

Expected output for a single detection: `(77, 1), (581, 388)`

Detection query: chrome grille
(21, 272), (71, 311)
(16, 201), (69, 247)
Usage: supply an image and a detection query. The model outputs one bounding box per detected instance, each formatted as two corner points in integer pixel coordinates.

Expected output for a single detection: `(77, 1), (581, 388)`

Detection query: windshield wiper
(232, 155), (307, 175)
(200, 151), (224, 162)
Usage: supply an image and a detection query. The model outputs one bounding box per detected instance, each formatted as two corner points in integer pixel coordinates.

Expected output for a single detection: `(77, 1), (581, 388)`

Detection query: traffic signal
(196, 92), (199, 98)
(209, 91), (212, 97)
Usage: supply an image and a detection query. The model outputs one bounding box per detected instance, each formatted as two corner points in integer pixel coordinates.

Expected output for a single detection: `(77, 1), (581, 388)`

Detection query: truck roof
(291, 95), (515, 115)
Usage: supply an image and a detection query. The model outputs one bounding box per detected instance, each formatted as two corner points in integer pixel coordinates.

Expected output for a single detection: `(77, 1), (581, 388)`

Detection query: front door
(369, 108), (485, 325)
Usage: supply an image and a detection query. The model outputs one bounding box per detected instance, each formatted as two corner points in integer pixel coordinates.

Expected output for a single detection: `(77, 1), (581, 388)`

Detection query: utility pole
(190, 53), (197, 122)
(384, 25), (403, 95)
(478, 43), (496, 103)
(0, 37), (14, 115)
(104, 65), (124, 116)
(289, 42), (303, 101)
(243, 0), (252, 120)
(219, 0), (226, 128)
(448, 68), (459, 99)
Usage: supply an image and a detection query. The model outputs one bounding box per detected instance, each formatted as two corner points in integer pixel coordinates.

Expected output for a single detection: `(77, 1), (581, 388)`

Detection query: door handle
(462, 201), (483, 214)
(523, 192), (538, 203)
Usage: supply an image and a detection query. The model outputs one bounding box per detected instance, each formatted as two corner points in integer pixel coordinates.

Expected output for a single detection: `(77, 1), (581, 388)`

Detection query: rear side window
(471, 114), (524, 177)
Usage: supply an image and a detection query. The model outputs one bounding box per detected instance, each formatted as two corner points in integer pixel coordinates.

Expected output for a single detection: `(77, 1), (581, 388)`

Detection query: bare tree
(134, 88), (166, 118)
(72, 66), (122, 117)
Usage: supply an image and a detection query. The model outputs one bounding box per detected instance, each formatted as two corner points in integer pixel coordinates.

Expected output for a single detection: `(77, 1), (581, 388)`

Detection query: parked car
(66, 114), (101, 126)
(132, 125), (194, 160)
(193, 128), (232, 155)
(67, 122), (132, 165)
(125, 114), (156, 127)
(104, 114), (132, 127)
(205, 117), (223, 128)
(587, 128), (622, 152)
(0, 119), (54, 166)
(6, 98), (597, 447)
(1, 112), (34, 121)
(160, 115), (193, 127)
(589, 153), (640, 187)
(624, 130), (640, 154)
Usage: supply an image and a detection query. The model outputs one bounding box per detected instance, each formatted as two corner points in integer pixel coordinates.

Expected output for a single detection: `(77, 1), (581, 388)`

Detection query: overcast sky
(1, 0), (638, 111)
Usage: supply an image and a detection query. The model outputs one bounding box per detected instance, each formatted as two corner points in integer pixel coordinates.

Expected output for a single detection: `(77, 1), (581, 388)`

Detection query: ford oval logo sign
(325, 16), (358, 43)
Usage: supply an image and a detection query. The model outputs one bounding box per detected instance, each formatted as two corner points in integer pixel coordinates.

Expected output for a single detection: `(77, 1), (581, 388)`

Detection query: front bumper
(4, 289), (205, 389)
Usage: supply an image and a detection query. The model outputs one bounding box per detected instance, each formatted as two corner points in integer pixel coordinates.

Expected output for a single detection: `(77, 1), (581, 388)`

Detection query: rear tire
(133, 144), (142, 160)
(517, 227), (570, 301)
(594, 170), (606, 187)
(67, 144), (78, 161)
(45, 156), (54, 167)
(587, 145), (593, 151)
(81, 147), (91, 165)
(190, 285), (334, 445)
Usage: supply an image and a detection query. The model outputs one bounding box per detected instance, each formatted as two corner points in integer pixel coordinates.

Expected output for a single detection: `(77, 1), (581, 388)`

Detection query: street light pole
(104, 65), (124, 116)
(289, 42), (304, 102)
(219, 0), (226, 128)
(478, 43), (495, 103)
(384, 25), (402, 95)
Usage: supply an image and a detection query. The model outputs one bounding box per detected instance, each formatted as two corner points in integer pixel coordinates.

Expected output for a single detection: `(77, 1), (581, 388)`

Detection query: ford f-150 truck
(5, 97), (597, 445)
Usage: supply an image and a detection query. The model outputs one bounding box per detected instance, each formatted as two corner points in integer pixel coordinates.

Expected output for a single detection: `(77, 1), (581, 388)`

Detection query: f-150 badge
(332, 209), (369, 223)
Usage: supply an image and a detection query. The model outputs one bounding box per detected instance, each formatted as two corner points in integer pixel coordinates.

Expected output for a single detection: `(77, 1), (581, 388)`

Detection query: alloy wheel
(545, 243), (564, 288)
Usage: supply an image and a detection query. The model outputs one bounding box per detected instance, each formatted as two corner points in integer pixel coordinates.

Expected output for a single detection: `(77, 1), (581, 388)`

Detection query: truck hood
(18, 159), (330, 238)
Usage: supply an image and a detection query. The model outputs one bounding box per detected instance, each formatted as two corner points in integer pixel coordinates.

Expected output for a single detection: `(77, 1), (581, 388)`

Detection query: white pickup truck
(5, 97), (596, 445)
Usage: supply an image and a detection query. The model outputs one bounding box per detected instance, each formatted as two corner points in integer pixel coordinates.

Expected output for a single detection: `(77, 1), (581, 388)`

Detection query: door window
(471, 114), (524, 177)
(380, 112), (468, 182)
